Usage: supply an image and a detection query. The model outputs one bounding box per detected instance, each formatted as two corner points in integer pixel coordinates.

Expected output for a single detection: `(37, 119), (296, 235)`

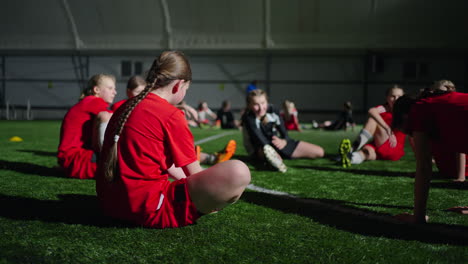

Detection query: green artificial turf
(0, 120), (467, 264)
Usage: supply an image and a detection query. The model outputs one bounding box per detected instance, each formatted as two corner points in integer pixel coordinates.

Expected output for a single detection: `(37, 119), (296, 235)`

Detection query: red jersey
(57, 96), (110, 179)
(281, 110), (300, 131)
(96, 93), (197, 227)
(409, 92), (468, 154)
(111, 99), (127, 112)
(368, 105), (406, 160)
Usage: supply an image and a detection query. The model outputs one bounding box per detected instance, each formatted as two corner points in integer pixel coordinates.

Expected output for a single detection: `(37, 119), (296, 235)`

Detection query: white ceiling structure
(1, 0), (468, 54)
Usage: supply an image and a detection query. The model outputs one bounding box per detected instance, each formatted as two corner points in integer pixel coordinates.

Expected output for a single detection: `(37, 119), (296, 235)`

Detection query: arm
(167, 164), (187, 180)
(455, 153), (466, 182)
(242, 113), (271, 147)
(412, 131), (432, 223)
(182, 160), (204, 176)
(368, 106), (392, 136)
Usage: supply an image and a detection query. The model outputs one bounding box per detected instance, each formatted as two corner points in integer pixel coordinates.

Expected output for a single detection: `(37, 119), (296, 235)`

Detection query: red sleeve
(88, 96), (112, 115)
(165, 110), (196, 167)
(111, 99), (126, 112)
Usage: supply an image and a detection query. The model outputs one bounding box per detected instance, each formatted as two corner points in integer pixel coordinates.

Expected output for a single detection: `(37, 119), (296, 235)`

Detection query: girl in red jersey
(392, 90), (468, 223)
(281, 100), (302, 132)
(421, 80), (467, 182)
(57, 74), (116, 179)
(111, 75), (146, 111)
(96, 51), (251, 229)
(339, 85), (406, 167)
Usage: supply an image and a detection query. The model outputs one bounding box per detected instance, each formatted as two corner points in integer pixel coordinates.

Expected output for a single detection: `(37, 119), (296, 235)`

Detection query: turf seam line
(194, 131), (237, 145)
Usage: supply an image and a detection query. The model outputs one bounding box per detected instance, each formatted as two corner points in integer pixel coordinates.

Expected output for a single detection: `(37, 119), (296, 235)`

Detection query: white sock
(350, 152), (364, 164)
(352, 129), (372, 152)
(98, 122), (108, 150)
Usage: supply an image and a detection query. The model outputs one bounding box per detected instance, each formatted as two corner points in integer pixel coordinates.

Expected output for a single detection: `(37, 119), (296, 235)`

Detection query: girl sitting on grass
(57, 74), (116, 179)
(96, 51), (250, 228)
(339, 85), (406, 168)
(241, 89), (324, 173)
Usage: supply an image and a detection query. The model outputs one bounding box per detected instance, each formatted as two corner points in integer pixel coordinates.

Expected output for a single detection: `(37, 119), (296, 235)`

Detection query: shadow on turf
(241, 191), (468, 245)
(293, 164), (414, 178)
(0, 193), (132, 227)
(0, 159), (64, 178)
(431, 181), (468, 190)
(17, 149), (57, 157)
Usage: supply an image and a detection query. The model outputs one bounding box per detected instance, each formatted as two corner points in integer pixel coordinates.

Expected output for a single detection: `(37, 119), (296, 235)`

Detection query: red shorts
(365, 140), (404, 161)
(144, 178), (202, 228)
(57, 148), (97, 179)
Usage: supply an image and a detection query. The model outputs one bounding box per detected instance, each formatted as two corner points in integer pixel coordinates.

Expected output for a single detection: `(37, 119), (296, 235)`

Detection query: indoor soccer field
(0, 120), (467, 264)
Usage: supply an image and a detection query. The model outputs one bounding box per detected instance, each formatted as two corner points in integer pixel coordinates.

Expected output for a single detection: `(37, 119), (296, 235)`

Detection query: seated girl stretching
(339, 85), (406, 168)
(242, 89), (324, 173)
(57, 74), (116, 179)
(96, 51), (250, 229)
(392, 89), (468, 223)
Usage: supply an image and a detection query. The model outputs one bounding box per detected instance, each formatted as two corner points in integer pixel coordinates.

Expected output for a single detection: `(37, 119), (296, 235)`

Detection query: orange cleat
(215, 140), (237, 163)
(195, 145), (202, 161)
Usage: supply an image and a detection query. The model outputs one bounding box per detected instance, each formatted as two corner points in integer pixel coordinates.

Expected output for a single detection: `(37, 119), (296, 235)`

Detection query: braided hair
(103, 51), (192, 181)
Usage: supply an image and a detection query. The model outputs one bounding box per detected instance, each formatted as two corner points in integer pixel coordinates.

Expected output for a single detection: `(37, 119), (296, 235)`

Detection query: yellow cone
(9, 136), (23, 142)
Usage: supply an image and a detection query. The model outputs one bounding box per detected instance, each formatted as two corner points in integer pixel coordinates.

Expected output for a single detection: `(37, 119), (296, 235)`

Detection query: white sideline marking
(194, 131), (236, 145)
(246, 184), (297, 198)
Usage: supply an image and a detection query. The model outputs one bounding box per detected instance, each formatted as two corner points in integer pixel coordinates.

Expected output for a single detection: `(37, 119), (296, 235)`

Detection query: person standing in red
(111, 75), (146, 111)
(393, 90), (468, 223)
(58, 74), (116, 179)
(96, 51), (251, 228)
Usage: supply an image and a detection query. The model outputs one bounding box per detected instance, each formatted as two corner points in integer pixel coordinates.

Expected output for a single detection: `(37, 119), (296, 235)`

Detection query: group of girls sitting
(57, 50), (467, 229)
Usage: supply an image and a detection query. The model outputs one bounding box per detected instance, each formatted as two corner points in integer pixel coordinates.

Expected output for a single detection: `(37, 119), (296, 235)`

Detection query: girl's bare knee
(315, 147), (325, 158)
(224, 160), (251, 187)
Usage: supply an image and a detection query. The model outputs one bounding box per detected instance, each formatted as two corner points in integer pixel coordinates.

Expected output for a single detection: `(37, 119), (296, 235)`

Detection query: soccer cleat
(339, 139), (352, 168)
(195, 145), (202, 162)
(263, 144), (287, 173)
(215, 140), (237, 163)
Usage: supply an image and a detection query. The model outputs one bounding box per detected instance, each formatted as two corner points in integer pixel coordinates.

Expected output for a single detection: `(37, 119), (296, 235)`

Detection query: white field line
(197, 133), (468, 238)
(194, 131), (237, 145)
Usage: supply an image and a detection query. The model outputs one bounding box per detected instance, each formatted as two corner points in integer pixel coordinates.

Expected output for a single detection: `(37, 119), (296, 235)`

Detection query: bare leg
(187, 160), (251, 214)
(360, 145), (377, 161)
(291, 141), (324, 159)
(368, 118), (389, 147)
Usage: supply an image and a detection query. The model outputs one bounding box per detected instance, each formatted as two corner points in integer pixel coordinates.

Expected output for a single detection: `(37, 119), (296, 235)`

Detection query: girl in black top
(242, 89), (324, 172)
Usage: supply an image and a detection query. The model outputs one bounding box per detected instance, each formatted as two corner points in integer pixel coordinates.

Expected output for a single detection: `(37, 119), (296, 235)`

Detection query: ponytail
(102, 51), (192, 182)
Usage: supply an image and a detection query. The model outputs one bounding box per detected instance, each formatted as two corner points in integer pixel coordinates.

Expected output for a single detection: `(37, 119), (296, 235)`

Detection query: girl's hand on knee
(389, 133), (397, 148)
(272, 136), (287, 150)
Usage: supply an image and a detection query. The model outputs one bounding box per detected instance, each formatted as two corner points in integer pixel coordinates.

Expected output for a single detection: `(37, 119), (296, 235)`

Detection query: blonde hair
(246, 89), (267, 107)
(80, 74), (116, 100)
(432, 79), (455, 91)
(385, 84), (403, 97)
(103, 51), (192, 182)
(282, 100), (295, 122)
(246, 89), (269, 124)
